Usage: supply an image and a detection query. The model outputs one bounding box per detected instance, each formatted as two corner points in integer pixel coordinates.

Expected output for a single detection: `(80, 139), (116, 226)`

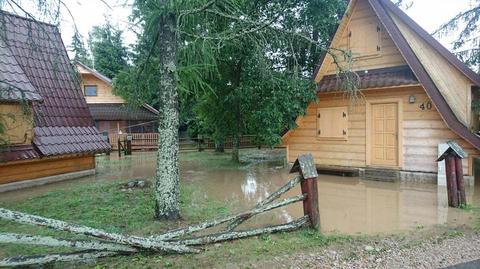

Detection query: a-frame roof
(312, 0), (480, 150)
(0, 11), (111, 161)
(76, 62), (112, 85)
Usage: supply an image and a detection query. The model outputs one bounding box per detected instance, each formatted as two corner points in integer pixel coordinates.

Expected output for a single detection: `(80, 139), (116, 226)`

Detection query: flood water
(1, 151), (478, 235)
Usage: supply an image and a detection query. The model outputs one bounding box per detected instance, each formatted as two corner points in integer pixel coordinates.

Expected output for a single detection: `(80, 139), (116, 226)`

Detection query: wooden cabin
(282, 0), (480, 180)
(76, 62), (158, 147)
(0, 12), (110, 189)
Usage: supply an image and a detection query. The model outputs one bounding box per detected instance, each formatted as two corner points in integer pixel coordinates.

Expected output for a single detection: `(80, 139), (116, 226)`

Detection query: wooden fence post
(126, 135), (132, 155)
(445, 155), (458, 207)
(117, 139), (122, 157)
(437, 141), (468, 208)
(290, 154), (320, 230)
(454, 157), (466, 205)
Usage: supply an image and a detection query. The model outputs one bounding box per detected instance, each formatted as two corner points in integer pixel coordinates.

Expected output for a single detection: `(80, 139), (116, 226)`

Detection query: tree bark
(0, 250), (119, 267)
(155, 11), (181, 220)
(0, 208), (197, 253)
(174, 215), (310, 246)
(0, 233), (137, 253)
(153, 193), (305, 241)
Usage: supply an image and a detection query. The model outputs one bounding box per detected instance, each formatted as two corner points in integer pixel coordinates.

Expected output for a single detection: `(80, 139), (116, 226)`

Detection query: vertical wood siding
(318, 0), (407, 80)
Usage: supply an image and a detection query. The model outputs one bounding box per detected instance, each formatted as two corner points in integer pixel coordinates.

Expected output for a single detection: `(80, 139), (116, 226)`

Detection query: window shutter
(316, 107), (348, 140)
(348, 22), (382, 59)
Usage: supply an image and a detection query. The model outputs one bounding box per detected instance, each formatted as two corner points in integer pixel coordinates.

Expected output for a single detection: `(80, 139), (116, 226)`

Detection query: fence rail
(109, 133), (259, 151)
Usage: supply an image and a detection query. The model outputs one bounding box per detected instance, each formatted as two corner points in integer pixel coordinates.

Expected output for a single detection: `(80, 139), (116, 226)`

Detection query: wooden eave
(368, 0), (480, 149)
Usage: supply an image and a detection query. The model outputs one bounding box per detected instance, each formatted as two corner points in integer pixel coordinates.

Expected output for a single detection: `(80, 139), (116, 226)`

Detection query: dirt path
(251, 231), (480, 269)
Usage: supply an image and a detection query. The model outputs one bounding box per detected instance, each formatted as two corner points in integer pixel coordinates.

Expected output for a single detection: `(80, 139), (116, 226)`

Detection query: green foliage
(114, 0), (345, 141)
(88, 22), (129, 79)
(69, 31), (92, 66)
(435, 1), (480, 73)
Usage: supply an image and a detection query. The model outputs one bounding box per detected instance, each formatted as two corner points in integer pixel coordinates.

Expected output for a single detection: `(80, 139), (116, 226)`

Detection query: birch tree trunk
(155, 11), (181, 220)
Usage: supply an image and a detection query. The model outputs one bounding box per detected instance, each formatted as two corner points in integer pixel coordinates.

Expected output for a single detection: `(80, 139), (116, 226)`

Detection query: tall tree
(115, 0), (350, 219)
(194, 0), (345, 161)
(69, 31), (92, 66)
(434, 1), (480, 73)
(89, 22), (129, 79)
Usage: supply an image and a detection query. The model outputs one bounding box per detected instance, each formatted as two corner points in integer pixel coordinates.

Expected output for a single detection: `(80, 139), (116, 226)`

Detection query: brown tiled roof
(0, 11), (111, 160)
(0, 144), (39, 162)
(0, 39), (42, 101)
(317, 65), (419, 93)
(33, 126), (109, 156)
(88, 103), (158, 121)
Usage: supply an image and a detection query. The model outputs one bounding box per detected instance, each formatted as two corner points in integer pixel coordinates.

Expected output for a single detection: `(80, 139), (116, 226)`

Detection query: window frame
(84, 85), (98, 97)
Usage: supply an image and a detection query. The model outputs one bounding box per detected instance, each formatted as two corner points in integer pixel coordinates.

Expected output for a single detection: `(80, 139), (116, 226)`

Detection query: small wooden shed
(282, 0), (480, 178)
(0, 12), (110, 188)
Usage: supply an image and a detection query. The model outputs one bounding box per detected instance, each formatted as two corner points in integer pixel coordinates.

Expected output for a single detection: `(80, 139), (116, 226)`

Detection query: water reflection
(0, 152), (477, 235)
(241, 171), (258, 201)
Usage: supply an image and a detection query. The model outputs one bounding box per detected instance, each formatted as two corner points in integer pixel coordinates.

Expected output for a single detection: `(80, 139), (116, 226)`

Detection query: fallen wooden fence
(0, 154), (319, 267)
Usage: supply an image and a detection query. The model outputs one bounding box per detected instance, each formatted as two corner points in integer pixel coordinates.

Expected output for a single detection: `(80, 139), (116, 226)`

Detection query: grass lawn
(0, 150), (477, 268)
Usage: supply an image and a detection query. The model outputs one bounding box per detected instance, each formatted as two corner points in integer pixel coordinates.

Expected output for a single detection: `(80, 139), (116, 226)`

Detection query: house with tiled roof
(76, 62), (158, 138)
(0, 11), (110, 189)
(282, 0), (480, 180)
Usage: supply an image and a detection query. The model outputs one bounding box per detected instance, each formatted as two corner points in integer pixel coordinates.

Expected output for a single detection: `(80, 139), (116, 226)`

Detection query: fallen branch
(154, 193), (306, 241)
(0, 250), (119, 267)
(0, 233), (138, 253)
(0, 208), (197, 254)
(227, 175), (302, 231)
(174, 215), (310, 245)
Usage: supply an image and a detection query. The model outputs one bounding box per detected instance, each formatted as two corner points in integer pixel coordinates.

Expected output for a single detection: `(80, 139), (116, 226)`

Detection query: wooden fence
(109, 133), (259, 151)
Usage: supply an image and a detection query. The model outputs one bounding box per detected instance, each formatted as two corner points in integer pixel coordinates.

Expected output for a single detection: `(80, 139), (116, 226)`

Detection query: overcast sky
(12, 0), (477, 55)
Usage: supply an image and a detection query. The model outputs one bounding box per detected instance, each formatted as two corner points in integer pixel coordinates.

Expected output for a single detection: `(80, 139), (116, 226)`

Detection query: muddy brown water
(1, 151), (478, 235)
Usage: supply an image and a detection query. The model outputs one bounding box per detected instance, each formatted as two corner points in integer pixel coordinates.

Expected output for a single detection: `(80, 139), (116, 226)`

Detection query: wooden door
(371, 103), (398, 167)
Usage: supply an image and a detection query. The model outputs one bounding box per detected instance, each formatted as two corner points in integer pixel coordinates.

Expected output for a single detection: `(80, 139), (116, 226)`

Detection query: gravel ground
(252, 231), (480, 269)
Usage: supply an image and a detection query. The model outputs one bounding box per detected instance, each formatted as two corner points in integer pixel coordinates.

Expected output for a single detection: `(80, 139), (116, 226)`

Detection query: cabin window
(84, 85), (98, 96)
(347, 23), (382, 59)
(316, 107), (348, 140)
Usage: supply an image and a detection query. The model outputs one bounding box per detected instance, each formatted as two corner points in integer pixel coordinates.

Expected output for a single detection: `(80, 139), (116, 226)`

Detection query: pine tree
(69, 31), (92, 66)
(88, 22), (129, 79)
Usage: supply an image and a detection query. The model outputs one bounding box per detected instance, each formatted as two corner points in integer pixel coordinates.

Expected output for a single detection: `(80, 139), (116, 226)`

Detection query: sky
(10, 0), (477, 55)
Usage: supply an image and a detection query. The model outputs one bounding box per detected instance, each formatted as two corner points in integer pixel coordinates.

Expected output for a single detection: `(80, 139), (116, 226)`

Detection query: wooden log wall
(0, 155), (95, 184)
(285, 86), (479, 175)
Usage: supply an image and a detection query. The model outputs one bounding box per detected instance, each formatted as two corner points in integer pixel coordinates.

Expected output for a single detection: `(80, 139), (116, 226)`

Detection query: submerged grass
(1, 150), (475, 268)
(0, 179), (229, 258)
(179, 150), (249, 170)
(0, 178), (350, 268)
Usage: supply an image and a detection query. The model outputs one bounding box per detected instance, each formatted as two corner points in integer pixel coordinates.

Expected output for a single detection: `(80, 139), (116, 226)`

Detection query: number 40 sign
(419, 101), (432, 110)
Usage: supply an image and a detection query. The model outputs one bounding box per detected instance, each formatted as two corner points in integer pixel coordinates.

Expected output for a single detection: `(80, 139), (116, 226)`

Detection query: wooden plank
(390, 11), (472, 126)
(322, 0), (406, 76)
(81, 74), (125, 104)
(0, 156), (95, 184)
